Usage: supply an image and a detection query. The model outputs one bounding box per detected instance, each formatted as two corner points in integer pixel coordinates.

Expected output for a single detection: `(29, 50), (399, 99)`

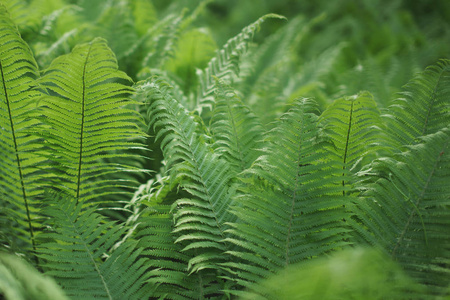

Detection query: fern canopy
(0, 1), (449, 299)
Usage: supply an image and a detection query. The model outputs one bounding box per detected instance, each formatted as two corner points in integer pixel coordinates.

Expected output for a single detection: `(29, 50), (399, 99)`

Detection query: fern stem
(75, 43), (92, 204)
(0, 59), (38, 260)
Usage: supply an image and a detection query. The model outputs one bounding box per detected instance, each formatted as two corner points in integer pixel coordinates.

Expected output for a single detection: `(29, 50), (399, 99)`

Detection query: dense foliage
(0, 0), (449, 299)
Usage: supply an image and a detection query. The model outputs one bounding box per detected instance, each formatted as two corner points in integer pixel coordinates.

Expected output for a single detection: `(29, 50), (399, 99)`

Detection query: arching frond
(353, 128), (450, 297)
(222, 99), (351, 292)
(94, 1), (138, 61)
(140, 77), (235, 273)
(136, 204), (223, 299)
(37, 193), (150, 300)
(0, 4), (42, 252)
(384, 59), (450, 150)
(36, 37), (145, 205)
(0, 253), (69, 300)
(195, 14), (285, 112)
(209, 79), (264, 173)
(242, 248), (423, 300)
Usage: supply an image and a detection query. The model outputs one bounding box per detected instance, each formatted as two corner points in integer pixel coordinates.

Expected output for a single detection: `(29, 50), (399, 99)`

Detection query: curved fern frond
(195, 13), (285, 112)
(209, 79), (264, 173)
(384, 59), (450, 150)
(0, 4), (42, 252)
(0, 253), (69, 300)
(136, 204), (223, 299)
(37, 193), (149, 300)
(141, 11), (186, 71)
(94, 1), (138, 61)
(140, 77), (235, 273)
(223, 99), (351, 292)
(353, 128), (450, 296)
(242, 247), (423, 300)
(36, 37), (145, 205)
(319, 92), (385, 195)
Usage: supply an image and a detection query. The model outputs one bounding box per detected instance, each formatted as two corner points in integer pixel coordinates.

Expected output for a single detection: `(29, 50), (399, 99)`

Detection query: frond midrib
(341, 99), (354, 196)
(75, 42), (93, 205)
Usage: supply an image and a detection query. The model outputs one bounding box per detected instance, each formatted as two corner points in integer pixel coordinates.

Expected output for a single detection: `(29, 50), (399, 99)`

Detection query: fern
(384, 59), (450, 149)
(319, 91), (385, 194)
(0, 4), (42, 252)
(37, 193), (149, 300)
(353, 128), (450, 296)
(0, 253), (69, 300)
(222, 99), (351, 293)
(36, 37), (145, 205)
(194, 13), (285, 112)
(209, 79), (264, 173)
(141, 77), (235, 274)
(0, 2), (449, 298)
(136, 204), (222, 299)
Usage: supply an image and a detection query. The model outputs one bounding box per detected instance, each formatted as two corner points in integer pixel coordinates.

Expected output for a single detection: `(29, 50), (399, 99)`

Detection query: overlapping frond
(37, 193), (149, 300)
(0, 253), (69, 300)
(353, 128), (450, 297)
(136, 204), (223, 299)
(222, 99), (351, 292)
(140, 77), (234, 273)
(0, 4), (42, 251)
(36, 37), (145, 205)
(384, 59), (450, 150)
(209, 80), (264, 173)
(195, 14), (285, 112)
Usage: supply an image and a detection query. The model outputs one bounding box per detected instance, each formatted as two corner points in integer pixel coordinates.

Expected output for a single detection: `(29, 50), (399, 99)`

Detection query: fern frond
(195, 13), (285, 112)
(384, 59), (450, 149)
(353, 128), (450, 296)
(223, 98), (351, 291)
(242, 248), (423, 300)
(319, 92), (385, 194)
(141, 11), (186, 71)
(140, 77), (235, 273)
(209, 79), (264, 173)
(136, 204), (223, 299)
(94, 1), (138, 61)
(37, 193), (149, 300)
(0, 4), (42, 252)
(36, 37), (145, 205)
(0, 253), (69, 300)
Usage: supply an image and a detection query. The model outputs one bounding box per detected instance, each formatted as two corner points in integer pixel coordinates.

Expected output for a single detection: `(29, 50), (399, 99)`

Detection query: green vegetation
(0, 0), (449, 299)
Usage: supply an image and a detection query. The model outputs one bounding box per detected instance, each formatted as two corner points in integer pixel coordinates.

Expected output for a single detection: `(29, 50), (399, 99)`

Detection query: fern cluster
(1, 0), (449, 299)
